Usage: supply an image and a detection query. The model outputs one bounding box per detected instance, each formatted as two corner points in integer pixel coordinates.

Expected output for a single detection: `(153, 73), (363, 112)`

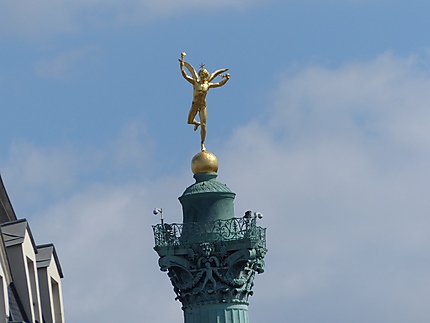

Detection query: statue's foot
(194, 123), (200, 131)
(201, 143), (206, 152)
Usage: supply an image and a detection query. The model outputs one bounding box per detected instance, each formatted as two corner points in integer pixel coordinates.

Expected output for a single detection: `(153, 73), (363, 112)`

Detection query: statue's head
(198, 68), (209, 81)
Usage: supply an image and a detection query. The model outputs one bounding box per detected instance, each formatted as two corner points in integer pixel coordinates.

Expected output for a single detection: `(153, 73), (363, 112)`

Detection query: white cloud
(0, 0), (263, 40)
(34, 46), (98, 78)
(0, 1), (79, 40)
(1, 121), (185, 321)
(30, 181), (186, 322)
(272, 53), (430, 151)
(4, 51), (430, 322)
(0, 121), (154, 215)
(0, 142), (79, 211)
(219, 52), (430, 321)
(107, 122), (155, 171)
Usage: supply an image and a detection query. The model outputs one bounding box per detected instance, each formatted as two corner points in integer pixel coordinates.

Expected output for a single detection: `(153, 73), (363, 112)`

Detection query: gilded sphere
(191, 151), (219, 174)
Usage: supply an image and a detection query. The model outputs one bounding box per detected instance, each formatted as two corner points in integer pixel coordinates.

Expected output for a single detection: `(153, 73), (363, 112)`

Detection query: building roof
(0, 175), (17, 224)
(8, 282), (29, 323)
(36, 244), (64, 278)
(1, 219), (38, 253)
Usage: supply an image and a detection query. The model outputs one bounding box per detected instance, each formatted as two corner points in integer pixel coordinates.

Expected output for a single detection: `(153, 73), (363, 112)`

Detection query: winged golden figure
(179, 52), (230, 152)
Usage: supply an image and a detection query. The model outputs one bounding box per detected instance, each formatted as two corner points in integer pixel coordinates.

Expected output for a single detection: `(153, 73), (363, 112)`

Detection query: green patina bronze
(153, 171), (267, 323)
(179, 172), (236, 224)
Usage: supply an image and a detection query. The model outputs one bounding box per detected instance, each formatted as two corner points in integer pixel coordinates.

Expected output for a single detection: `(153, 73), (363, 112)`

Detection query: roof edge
(0, 175), (17, 223)
(37, 243), (64, 278)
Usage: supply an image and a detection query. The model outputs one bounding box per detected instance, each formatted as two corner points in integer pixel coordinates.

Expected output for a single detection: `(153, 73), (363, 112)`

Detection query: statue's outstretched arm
(209, 73), (230, 88)
(179, 60), (195, 84)
(208, 68), (228, 82)
(179, 52), (198, 84)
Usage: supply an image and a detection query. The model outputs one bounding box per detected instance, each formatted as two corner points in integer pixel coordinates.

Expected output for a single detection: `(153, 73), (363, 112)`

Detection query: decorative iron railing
(152, 217), (266, 248)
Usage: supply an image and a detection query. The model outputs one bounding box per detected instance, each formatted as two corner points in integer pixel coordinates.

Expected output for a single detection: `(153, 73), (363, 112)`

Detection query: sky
(1, 0), (430, 322)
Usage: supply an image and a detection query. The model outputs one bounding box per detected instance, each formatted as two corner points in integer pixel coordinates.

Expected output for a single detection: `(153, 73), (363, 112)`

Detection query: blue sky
(1, 1), (430, 322)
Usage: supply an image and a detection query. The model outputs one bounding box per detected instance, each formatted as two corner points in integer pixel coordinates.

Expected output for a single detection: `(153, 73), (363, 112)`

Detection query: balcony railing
(152, 217), (266, 248)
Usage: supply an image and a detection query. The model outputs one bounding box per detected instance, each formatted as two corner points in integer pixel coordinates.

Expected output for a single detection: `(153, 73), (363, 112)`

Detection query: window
(51, 278), (63, 323)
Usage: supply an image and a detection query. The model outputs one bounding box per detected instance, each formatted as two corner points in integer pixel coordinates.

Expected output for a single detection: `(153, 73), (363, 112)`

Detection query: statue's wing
(208, 68), (228, 82)
(184, 61), (198, 81)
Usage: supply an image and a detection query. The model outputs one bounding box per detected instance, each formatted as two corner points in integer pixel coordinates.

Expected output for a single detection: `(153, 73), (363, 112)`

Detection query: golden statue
(179, 52), (230, 152)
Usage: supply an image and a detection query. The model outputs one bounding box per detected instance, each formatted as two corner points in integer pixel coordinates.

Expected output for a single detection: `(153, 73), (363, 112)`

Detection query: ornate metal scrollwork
(152, 217), (266, 248)
(154, 218), (267, 308)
